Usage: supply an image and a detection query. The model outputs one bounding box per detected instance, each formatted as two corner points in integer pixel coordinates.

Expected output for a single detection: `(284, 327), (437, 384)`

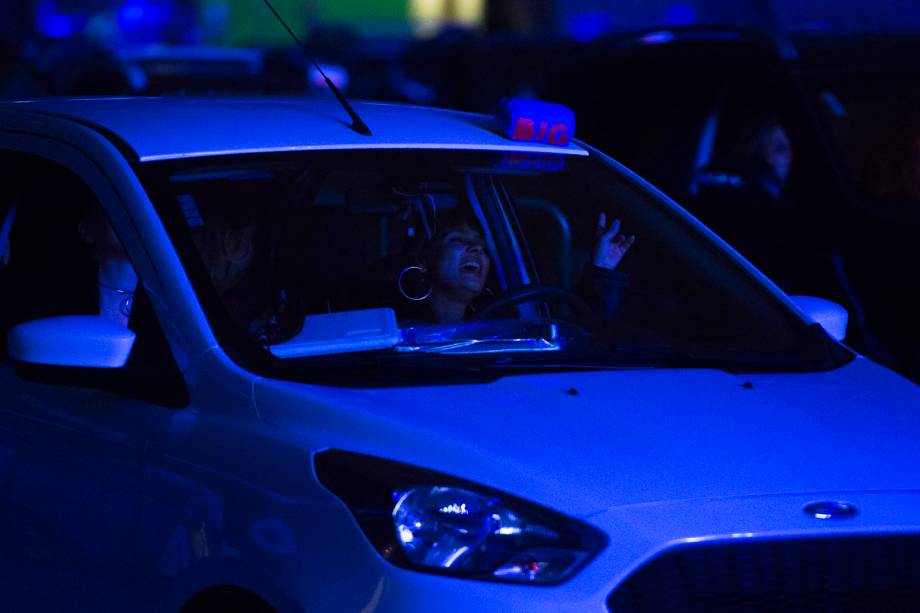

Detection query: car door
(0, 151), (187, 612)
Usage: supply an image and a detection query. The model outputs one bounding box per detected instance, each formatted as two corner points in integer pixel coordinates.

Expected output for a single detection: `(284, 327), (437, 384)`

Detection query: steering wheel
(473, 285), (592, 320)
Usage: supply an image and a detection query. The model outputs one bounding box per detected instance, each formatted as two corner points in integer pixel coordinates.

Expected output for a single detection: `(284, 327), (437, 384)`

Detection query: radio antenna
(261, 0), (372, 136)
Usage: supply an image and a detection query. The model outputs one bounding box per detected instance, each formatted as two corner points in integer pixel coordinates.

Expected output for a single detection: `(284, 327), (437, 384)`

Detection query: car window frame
(140, 147), (854, 383)
(0, 144), (189, 407)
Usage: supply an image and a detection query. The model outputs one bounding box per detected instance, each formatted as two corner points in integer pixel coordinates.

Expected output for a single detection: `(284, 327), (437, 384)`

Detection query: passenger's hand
(592, 213), (635, 271)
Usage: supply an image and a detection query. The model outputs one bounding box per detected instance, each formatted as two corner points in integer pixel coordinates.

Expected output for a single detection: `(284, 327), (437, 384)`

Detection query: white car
(0, 96), (918, 612)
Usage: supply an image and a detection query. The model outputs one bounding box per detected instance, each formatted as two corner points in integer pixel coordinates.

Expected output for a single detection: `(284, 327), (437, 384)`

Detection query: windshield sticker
(500, 152), (565, 173)
(178, 194), (204, 228)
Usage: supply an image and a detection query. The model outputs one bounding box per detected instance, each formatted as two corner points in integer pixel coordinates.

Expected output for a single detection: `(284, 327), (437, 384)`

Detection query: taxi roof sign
(495, 98), (576, 147)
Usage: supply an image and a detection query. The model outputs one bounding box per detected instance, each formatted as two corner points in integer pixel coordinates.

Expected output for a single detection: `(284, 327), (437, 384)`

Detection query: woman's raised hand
(592, 212), (636, 271)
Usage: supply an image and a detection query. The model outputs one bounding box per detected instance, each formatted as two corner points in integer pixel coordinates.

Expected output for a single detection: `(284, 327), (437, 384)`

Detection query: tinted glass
(140, 149), (848, 382)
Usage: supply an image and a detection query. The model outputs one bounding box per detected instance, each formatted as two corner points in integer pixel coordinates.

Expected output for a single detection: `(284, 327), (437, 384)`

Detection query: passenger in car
(422, 210), (491, 324)
(192, 197), (302, 345)
(398, 209), (634, 324)
(741, 115), (794, 199)
(78, 203), (137, 327)
(581, 212), (634, 317)
(696, 113), (793, 204)
(395, 209), (489, 324)
(194, 201), (257, 299)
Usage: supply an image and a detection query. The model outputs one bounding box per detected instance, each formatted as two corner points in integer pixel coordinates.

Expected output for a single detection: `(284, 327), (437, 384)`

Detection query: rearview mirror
(8, 315), (136, 368)
(788, 296), (848, 341)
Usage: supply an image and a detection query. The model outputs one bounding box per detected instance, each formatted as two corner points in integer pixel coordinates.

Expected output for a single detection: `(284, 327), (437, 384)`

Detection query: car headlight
(314, 450), (606, 585)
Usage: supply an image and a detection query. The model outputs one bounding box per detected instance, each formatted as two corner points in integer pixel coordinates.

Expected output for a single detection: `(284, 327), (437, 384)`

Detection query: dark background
(3, 1), (920, 102)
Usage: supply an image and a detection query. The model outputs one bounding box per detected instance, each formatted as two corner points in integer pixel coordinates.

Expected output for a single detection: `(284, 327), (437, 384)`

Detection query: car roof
(0, 97), (588, 163)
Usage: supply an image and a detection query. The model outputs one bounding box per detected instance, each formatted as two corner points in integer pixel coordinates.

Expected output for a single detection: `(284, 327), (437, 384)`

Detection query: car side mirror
(788, 296), (848, 342)
(8, 315), (136, 368)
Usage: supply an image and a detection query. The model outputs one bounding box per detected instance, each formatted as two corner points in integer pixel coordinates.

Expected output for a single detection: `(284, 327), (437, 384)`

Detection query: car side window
(0, 151), (187, 407)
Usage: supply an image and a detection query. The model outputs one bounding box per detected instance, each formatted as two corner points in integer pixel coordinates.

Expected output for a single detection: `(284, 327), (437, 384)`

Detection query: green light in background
(224, 0), (411, 45)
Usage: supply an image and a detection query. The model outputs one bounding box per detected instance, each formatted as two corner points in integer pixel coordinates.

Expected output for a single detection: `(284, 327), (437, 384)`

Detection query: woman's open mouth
(461, 261), (481, 273)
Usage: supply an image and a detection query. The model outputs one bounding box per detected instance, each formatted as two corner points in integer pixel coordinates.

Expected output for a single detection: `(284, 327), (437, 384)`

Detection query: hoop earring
(398, 265), (431, 301)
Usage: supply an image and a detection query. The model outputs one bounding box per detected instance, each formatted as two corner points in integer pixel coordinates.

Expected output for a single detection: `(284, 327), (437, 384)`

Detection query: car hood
(254, 356), (920, 517)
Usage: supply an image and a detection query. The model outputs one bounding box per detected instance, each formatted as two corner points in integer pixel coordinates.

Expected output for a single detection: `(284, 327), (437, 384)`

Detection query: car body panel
(255, 356), (919, 519)
(0, 366), (158, 611)
(1, 97), (588, 162)
(296, 490), (920, 612)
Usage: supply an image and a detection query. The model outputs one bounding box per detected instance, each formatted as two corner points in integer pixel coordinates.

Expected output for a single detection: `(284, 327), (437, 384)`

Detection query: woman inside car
(399, 208), (635, 325)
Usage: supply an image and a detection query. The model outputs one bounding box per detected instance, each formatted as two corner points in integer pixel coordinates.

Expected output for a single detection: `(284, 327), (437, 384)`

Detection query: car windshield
(140, 149), (849, 382)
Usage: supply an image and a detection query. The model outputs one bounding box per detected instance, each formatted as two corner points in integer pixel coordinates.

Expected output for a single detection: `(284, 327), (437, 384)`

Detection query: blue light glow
(398, 525), (414, 544)
(439, 502), (470, 515)
(640, 31), (676, 46)
(36, 1), (76, 39)
(441, 545), (470, 568)
(308, 65), (350, 91)
(664, 2), (697, 27)
(42, 14), (74, 38)
(567, 11), (614, 43)
(117, 0), (172, 32)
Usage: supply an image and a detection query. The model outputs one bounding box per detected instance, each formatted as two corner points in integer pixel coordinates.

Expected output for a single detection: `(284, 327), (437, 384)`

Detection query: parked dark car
(540, 27), (920, 380)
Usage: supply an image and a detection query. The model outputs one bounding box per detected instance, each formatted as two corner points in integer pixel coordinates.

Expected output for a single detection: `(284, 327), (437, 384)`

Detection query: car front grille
(607, 535), (920, 612)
